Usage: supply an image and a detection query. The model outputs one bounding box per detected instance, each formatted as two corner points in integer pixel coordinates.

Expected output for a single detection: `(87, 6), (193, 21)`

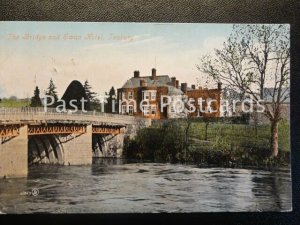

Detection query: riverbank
(123, 120), (290, 168)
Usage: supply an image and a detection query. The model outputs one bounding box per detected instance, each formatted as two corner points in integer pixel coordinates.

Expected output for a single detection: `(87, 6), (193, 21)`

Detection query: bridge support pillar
(62, 125), (92, 165)
(0, 125), (28, 178)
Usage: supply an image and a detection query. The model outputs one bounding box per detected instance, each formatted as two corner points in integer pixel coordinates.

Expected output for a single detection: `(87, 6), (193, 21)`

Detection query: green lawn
(188, 120), (290, 152)
(0, 99), (30, 108)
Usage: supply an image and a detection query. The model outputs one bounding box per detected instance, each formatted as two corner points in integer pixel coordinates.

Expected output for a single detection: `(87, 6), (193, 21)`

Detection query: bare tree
(197, 24), (290, 157)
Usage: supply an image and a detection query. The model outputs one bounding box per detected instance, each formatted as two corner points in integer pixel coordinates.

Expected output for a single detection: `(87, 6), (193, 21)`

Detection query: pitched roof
(121, 75), (184, 95)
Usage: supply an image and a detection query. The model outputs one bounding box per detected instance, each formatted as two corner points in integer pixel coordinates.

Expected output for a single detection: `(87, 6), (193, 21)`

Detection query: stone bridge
(0, 107), (151, 178)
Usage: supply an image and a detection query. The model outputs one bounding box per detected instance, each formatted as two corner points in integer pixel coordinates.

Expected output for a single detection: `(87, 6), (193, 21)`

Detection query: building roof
(121, 75), (184, 95)
(264, 87), (290, 103)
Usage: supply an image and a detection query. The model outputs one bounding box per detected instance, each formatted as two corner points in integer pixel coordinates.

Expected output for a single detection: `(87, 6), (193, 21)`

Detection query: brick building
(117, 68), (222, 119)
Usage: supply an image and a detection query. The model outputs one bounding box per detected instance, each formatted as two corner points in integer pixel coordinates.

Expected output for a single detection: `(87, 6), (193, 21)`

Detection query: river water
(0, 159), (292, 213)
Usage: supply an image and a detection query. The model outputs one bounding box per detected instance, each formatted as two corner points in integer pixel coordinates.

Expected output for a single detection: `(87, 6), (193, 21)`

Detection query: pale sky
(0, 22), (233, 99)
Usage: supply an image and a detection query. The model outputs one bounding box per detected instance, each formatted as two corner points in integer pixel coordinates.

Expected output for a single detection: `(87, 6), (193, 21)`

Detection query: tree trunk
(270, 120), (279, 157)
(185, 122), (191, 161)
(205, 122), (209, 141)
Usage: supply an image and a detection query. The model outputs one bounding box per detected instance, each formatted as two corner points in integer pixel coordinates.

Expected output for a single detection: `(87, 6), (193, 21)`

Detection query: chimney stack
(151, 68), (156, 80)
(181, 83), (187, 93)
(218, 81), (222, 90)
(191, 84), (196, 89)
(134, 70), (140, 78)
(175, 80), (179, 89)
(171, 77), (176, 87)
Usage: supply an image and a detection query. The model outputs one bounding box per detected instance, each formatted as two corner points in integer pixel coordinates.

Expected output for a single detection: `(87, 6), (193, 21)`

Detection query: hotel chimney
(134, 70), (140, 78)
(175, 80), (179, 89)
(171, 77), (176, 87)
(181, 83), (187, 93)
(191, 84), (196, 89)
(218, 81), (222, 90)
(151, 68), (156, 80)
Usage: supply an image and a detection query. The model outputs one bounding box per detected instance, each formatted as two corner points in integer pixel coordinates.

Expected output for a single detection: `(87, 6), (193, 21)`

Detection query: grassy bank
(123, 120), (290, 167)
(0, 98), (30, 108)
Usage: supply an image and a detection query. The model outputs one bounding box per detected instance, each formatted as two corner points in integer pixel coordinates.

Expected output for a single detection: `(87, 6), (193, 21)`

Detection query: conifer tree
(45, 78), (58, 107)
(105, 86), (116, 113)
(84, 80), (98, 111)
(30, 86), (42, 107)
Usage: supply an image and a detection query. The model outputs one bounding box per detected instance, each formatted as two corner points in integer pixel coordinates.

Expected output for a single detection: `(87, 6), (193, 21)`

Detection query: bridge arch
(28, 135), (64, 165)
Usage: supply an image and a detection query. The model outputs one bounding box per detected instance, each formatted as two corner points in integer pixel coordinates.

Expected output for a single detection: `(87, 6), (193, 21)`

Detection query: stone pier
(0, 125), (28, 178)
(60, 125), (92, 165)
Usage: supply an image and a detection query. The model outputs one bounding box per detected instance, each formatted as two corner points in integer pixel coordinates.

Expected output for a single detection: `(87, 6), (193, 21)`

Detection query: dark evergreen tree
(105, 86), (117, 113)
(83, 80), (97, 102)
(45, 78), (58, 107)
(30, 86), (42, 107)
(61, 80), (90, 111)
(84, 80), (99, 111)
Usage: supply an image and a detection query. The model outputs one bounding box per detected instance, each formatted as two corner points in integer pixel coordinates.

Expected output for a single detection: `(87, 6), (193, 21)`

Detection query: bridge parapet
(0, 107), (150, 126)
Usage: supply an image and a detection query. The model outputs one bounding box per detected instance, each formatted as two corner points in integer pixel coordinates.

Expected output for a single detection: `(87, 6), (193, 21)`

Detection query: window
(142, 106), (150, 115)
(151, 91), (156, 100)
(120, 92), (125, 100)
(128, 105), (134, 115)
(142, 91), (150, 100)
(121, 105), (127, 114)
(128, 91), (133, 100)
(151, 105), (156, 115)
(170, 106), (175, 113)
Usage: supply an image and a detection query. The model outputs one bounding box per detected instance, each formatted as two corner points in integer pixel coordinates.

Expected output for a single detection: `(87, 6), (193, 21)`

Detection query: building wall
(117, 72), (222, 119)
(185, 88), (221, 118)
(118, 86), (169, 119)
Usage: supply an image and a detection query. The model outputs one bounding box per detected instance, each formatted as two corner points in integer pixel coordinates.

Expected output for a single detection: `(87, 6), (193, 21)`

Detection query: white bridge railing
(0, 107), (146, 125)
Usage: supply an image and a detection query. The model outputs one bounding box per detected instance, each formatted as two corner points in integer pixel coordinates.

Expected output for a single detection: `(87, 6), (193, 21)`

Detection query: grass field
(0, 99), (30, 108)
(188, 120), (290, 152)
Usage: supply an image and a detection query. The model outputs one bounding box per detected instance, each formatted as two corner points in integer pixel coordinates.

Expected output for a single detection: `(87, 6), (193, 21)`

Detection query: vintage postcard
(0, 22), (291, 213)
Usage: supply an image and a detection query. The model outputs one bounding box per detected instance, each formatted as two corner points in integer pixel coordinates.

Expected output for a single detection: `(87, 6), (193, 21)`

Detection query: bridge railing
(0, 107), (148, 125)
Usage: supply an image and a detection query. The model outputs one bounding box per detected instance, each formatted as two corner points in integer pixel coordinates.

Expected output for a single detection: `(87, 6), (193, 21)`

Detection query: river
(0, 158), (292, 213)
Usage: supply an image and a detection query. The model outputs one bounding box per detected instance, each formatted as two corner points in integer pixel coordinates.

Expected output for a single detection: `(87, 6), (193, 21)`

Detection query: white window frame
(121, 105), (127, 114)
(120, 92), (125, 100)
(151, 91), (157, 100)
(142, 91), (150, 100)
(170, 105), (175, 113)
(142, 105), (150, 115)
(151, 105), (156, 115)
(128, 105), (134, 115)
(128, 91), (133, 100)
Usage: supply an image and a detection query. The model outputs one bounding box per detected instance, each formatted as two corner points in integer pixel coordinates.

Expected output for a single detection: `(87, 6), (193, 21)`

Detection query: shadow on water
(251, 170), (292, 211)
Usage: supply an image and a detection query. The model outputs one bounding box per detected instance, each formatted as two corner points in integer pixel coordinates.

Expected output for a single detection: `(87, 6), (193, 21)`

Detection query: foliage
(61, 80), (90, 110)
(105, 86), (117, 113)
(124, 121), (186, 162)
(124, 120), (290, 167)
(45, 78), (58, 107)
(30, 86), (42, 107)
(197, 24), (290, 157)
(84, 80), (101, 111)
